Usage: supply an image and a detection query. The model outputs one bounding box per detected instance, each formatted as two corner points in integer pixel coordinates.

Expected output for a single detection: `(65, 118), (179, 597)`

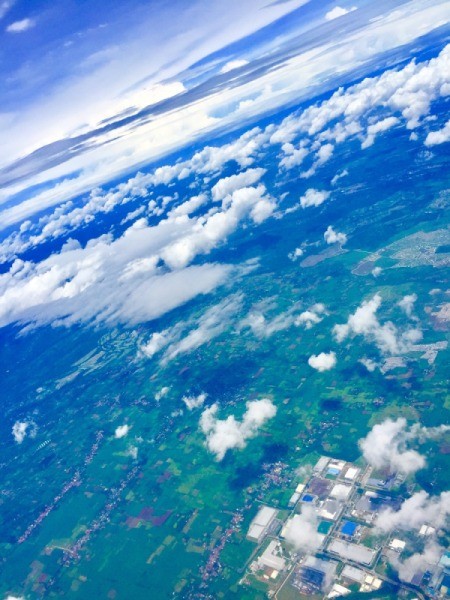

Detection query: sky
(1, 0), (450, 232)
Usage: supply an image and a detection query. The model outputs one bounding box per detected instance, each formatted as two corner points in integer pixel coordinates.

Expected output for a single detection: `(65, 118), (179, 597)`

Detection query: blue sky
(0, 0), (449, 230)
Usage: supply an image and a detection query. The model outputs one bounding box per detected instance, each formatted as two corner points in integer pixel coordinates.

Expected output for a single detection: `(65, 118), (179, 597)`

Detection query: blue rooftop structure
(302, 494), (315, 503)
(341, 521), (358, 536)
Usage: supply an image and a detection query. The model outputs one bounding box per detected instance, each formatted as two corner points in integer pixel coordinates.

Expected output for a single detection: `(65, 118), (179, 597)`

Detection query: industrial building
(247, 505), (277, 543)
(327, 539), (377, 566)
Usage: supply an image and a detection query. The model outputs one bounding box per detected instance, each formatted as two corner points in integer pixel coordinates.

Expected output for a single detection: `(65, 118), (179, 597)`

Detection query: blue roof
(327, 467), (340, 476)
(302, 494), (314, 503)
(341, 521), (358, 536)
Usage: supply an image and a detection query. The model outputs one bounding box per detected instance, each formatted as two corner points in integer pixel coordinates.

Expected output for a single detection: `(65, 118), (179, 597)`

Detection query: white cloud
(333, 293), (422, 355)
(425, 119), (450, 146)
(308, 351), (336, 371)
(2, 5), (450, 232)
(169, 194), (208, 217)
(182, 392), (207, 410)
(155, 386), (170, 401)
(361, 116), (399, 148)
(211, 168), (266, 201)
(140, 331), (170, 358)
(128, 445), (139, 459)
(6, 17), (34, 32)
(295, 304), (326, 329)
(301, 142), (334, 177)
(359, 418), (450, 474)
(12, 421), (30, 444)
(283, 505), (322, 552)
(114, 424), (130, 438)
(324, 225), (347, 245)
(239, 300), (324, 338)
(162, 294), (243, 362)
(288, 247), (303, 261)
(375, 490), (450, 533)
(331, 169), (348, 185)
(325, 6), (357, 21)
(359, 357), (378, 372)
(299, 188), (330, 208)
(398, 293), (417, 317)
(0, 216), (234, 330)
(0, 1), (15, 20)
(220, 59), (249, 73)
(390, 540), (443, 583)
(161, 184), (274, 270)
(279, 144), (309, 170)
(200, 398), (277, 461)
(372, 266), (382, 277)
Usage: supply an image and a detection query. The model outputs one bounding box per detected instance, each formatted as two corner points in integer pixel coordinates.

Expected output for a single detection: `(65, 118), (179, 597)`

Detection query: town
(240, 455), (450, 599)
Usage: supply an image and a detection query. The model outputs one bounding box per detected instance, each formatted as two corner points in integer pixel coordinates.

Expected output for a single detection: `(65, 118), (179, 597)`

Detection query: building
(330, 483), (352, 501)
(341, 565), (365, 584)
(257, 540), (286, 571)
(328, 583), (351, 597)
(340, 520), (358, 539)
(389, 538), (406, 552)
(313, 456), (330, 474)
(342, 466), (359, 481)
(247, 505), (277, 543)
(288, 492), (301, 507)
(327, 539), (377, 567)
(319, 499), (342, 521)
(296, 556), (338, 593)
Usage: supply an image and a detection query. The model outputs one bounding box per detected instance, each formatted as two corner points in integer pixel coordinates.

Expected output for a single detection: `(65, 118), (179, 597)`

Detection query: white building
(247, 505), (277, 543)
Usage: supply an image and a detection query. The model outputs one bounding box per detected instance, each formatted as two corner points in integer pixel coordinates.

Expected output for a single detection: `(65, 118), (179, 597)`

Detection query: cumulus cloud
(359, 357), (378, 372)
(288, 247), (303, 261)
(308, 351), (336, 371)
(114, 424), (130, 438)
(324, 225), (347, 245)
(372, 266), (382, 277)
(325, 6), (357, 21)
(425, 119), (450, 146)
(161, 184), (275, 270)
(283, 505), (322, 552)
(211, 168), (266, 201)
(12, 421), (31, 444)
(398, 293), (417, 318)
(333, 293), (422, 355)
(279, 143), (309, 170)
(375, 490), (450, 533)
(200, 398), (276, 461)
(299, 189), (330, 208)
(361, 116), (399, 149)
(6, 17), (34, 32)
(295, 303), (326, 329)
(140, 331), (170, 358)
(359, 418), (450, 475)
(182, 392), (207, 410)
(169, 194), (208, 217)
(301, 143), (334, 178)
(155, 386), (170, 401)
